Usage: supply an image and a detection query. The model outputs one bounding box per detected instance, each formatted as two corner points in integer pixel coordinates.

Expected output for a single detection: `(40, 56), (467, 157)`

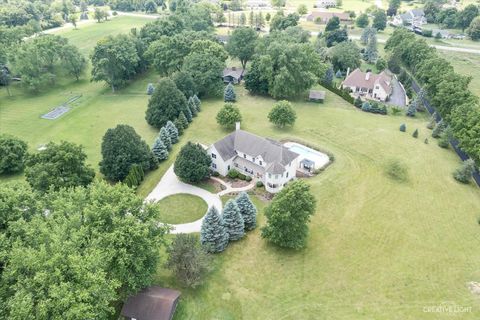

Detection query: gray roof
(411, 8), (424, 17)
(121, 286), (181, 320)
(213, 130), (299, 171)
(309, 90), (326, 100)
(223, 67), (244, 79)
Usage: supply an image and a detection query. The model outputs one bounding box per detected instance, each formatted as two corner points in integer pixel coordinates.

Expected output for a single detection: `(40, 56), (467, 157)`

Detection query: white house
(342, 69), (392, 102)
(207, 124), (299, 193)
(392, 8), (427, 27)
(315, 0), (337, 8)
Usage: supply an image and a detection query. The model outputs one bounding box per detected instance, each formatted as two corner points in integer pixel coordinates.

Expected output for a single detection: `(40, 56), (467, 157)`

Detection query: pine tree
(235, 192), (257, 231)
(174, 117), (185, 136)
(364, 34), (378, 63)
(361, 101), (371, 112)
(159, 127), (172, 150)
(200, 206), (229, 253)
(354, 96), (363, 108)
(188, 97), (198, 117)
(432, 119), (446, 138)
(323, 66), (334, 85)
(152, 136), (169, 161)
(178, 111), (189, 130)
(399, 123), (406, 132)
(184, 106), (193, 123)
(335, 70), (343, 78)
(412, 129), (419, 138)
(427, 113), (436, 129)
(166, 121), (179, 144)
(193, 94), (201, 111)
(438, 126), (452, 148)
(224, 83), (236, 102)
(406, 100), (416, 117)
(222, 199), (245, 241)
(147, 83), (154, 95)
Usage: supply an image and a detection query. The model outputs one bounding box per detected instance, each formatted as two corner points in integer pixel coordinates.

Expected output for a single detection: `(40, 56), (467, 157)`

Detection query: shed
(309, 90), (326, 103)
(223, 67), (245, 84)
(121, 286), (181, 320)
(300, 158), (315, 172)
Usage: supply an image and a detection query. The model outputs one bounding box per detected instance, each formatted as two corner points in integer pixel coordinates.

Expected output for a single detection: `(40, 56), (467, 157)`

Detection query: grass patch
(384, 158), (409, 182)
(156, 194), (208, 224)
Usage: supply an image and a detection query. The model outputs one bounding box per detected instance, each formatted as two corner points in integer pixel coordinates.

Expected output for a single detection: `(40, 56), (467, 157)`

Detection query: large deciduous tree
(100, 124), (158, 181)
(216, 103), (242, 129)
(330, 41), (361, 72)
(268, 100), (296, 128)
(372, 10), (387, 30)
(0, 134), (28, 174)
(25, 141), (95, 193)
(226, 27), (258, 69)
(146, 78), (188, 129)
(261, 180), (316, 249)
(0, 181), (169, 319)
(91, 34), (140, 92)
(174, 142), (211, 183)
(468, 16), (480, 40)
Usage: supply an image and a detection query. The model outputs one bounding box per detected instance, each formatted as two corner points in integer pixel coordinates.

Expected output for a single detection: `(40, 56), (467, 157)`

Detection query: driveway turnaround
(146, 165), (255, 234)
(386, 77), (407, 107)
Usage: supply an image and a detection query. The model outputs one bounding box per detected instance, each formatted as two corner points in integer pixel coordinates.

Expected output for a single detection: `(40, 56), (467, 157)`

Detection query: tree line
(385, 28), (480, 165)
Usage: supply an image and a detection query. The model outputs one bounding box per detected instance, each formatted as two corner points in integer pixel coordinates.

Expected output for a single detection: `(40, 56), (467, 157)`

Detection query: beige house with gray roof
(207, 124), (299, 193)
(342, 69), (392, 102)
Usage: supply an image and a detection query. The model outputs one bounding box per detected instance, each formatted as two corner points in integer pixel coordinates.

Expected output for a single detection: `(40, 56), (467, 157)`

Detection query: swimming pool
(284, 142), (330, 169)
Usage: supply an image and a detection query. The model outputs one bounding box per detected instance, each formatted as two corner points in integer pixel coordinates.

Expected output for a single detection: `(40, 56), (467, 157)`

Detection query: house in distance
(341, 68), (392, 102)
(223, 67), (245, 84)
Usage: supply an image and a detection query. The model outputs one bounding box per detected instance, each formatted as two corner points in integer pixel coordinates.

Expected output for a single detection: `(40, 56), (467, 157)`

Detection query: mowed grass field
(156, 194), (208, 224)
(0, 16), (159, 181)
(438, 51), (480, 97)
(150, 86), (480, 319)
(2, 16), (480, 319)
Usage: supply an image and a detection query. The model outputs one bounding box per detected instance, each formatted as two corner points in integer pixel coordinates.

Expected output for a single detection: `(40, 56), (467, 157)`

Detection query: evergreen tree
(184, 106), (193, 123)
(222, 199), (245, 241)
(323, 66), (334, 85)
(399, 123), (406, 132)
(335, 70), (343, 78)
(174, 118), (184, 136)
(166, 121), (179, 144)
(438, 126), (452, 148)
(427, 113), (436, 129)
(159, 127), (172, 150)
(361, 101), (371, 112)
(200, 206), (229, 253)
(178, 111), (189, 130)
(152, 137), (169, 160)
(235, 192), (257, 231)
(412, 129), (419, 138)
(364, 34), (378, 63)
(147, 83), (155, 95)
(193, 94), (201, 111)
(187, 98), (197, 117)
(224, 83), (237, 102)
(432, 119), (446, 138)
(406, 100), (417, 117)
(453, 159), (476, 184)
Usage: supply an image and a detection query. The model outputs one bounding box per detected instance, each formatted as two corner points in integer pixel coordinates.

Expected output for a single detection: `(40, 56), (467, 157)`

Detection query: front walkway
(146, 165), (254, 234)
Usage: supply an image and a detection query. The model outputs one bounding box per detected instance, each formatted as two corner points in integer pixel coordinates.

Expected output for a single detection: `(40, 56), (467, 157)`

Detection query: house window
(212, 163), (217, 169)
(259, 160), (262, 165)
(375, 86), (379, 89)
(268, 173), (272, 178)
(286, 172), (289, 178)
(227, 165), (230, 170)
(243, 154), (247, 159)
(211, 153), (216, 159)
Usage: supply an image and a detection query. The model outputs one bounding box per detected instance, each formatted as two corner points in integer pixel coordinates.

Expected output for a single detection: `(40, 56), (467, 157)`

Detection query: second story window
(244, 153), (247, 159)
(211, 153), (216, 159)
(259, 160), (262, 165)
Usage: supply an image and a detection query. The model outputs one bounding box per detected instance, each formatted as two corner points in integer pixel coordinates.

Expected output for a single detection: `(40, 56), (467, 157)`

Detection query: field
(2, 15), (480, 320)
(156, 194), (208, 224)
(438, 51), (480, 97)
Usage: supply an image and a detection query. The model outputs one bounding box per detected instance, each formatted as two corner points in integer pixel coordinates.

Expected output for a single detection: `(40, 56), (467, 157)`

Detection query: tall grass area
(438, 51), (480, 97)
(152, 86), (480, 319)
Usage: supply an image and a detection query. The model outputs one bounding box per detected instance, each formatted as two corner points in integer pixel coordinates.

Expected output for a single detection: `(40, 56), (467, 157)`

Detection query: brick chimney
(235, 122), (241, 131)
(365, 72), (371, 81)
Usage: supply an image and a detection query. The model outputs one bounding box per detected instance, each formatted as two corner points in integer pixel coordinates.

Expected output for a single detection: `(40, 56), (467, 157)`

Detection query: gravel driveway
(387, 77), (407, 107)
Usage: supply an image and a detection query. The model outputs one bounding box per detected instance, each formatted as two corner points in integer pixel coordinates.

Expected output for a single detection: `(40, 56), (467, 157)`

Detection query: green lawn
(156, 194), (208, 224)
(438, 50), (480, 97)
(152, 86), (480, 319)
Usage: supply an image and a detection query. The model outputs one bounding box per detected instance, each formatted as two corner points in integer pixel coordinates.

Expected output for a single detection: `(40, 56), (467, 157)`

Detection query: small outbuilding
(223, 67), (245, 84)
(121, 286), (181, 320)
(309, 90), (326, 103)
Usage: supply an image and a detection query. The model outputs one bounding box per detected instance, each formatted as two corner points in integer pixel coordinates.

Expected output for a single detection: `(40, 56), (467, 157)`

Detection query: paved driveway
(146, 166), (223, 234)
(387, 77), (407, 107)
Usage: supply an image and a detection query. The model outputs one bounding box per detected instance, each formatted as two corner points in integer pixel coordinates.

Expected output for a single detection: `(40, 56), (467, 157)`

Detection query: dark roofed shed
(121, 286), (181, 320)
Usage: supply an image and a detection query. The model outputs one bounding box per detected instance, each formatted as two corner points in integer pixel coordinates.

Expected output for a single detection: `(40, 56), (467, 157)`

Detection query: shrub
(166, 233), (211, 288)
(361, 101), (371, 112)
(412, 129), (419, 138)
(238, 173), (247, 180)
(227, 169), (239, 179)
(256, 181), (264, 188)
(406, 101), (416, 117)
(391, 106), (402, 115)
(399, 123), (406, 132)
(245, 176), (252, 182)
(146, 83), (154, 95)
(426, 114), (436, 129)
(216, 103), (242, 129)
(212, 171), (220, 177)
(432, 119), (446, 138)
(438, 133), (450, 148)
(354, 96), (363, 108)
(424, 138), (429, 144)
(384, 159), (408, 182)
(453, 159), (476, 184)
(174, 142), (211, 183)
(268, 100), (296, 128)
(0, 134), (28, 174)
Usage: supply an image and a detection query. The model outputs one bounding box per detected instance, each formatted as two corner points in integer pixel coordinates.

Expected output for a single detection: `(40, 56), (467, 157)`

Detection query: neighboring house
(315, 0), (337, 8)
(309, 90), (326, 103)
(207, 124), (300, 193)
(342, 69), (392, 102)
(121, 286), (181, 320)
(246, 0), (270, 8)
(223, 67), (245, 84)
(306, 11), (351, 24)
(392, 8), (427, 27)
(216, 35), (230, 44)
